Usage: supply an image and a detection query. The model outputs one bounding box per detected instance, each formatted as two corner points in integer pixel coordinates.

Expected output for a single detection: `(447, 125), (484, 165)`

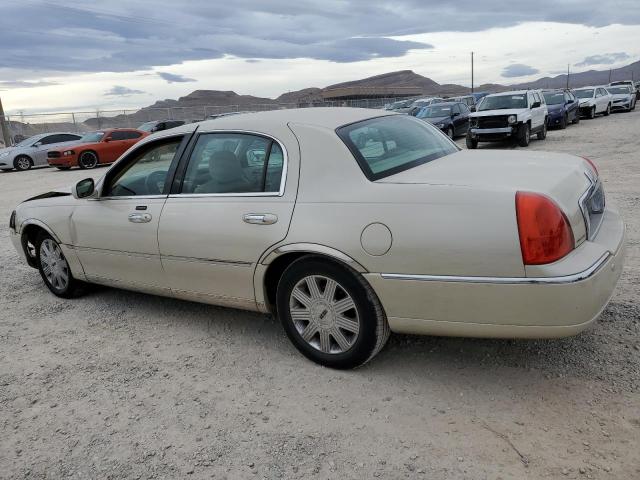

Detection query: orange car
(47, 129), (149, 169)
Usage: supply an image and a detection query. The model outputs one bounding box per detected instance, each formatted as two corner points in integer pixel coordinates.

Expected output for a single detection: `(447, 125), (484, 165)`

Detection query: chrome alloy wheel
(289, 275), (360, 354)
(16, 157), (31, 170)
(39, 239), (70, 291)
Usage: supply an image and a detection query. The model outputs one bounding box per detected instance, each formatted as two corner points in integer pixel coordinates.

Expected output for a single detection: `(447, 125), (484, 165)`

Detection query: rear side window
(336, 115), (459, 181)
(110, 131), (142, 140)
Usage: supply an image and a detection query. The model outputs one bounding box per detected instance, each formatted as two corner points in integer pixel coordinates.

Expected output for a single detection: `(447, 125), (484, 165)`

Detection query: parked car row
(408, 81), (636, 149)
(0, 119), (184, 171)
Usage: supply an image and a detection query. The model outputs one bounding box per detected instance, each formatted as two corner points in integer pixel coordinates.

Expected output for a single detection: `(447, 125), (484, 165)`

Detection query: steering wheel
(145, 170), (167, 195)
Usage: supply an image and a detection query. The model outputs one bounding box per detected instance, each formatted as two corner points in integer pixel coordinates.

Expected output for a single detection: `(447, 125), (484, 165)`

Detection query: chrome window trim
(90, 194), (167, 201)
(176, 129), (288, 198)
(380, 253), (611, 285)
(579, 171), (605, 241)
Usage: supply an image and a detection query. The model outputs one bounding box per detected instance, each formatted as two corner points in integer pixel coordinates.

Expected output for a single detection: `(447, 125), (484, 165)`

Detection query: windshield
(607, 86), (630, 94)
(477, 94), (527, 111)
(79, 131), (105, 143)
(336, 115), (458, 181)
(137, 122), (157, 132)
(574, 89), (594, 99)
(416, 105), (453, 118)
(15, 135), (42, 147)
(543, 92), (565, 105)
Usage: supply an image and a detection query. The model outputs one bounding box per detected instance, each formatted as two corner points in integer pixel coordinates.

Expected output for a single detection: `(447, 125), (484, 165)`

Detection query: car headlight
(63, 150), (75, 156)
(437, 123), (445, 128)
(507, 115), (517, 124)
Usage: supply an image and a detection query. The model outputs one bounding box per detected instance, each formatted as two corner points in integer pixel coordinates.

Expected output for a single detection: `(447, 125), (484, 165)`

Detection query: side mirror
(33, 142), (42, 148)
(531, 101), (541, 109)
(104, 137), (112, 142)
(73, 178), (95, 199)
(566, 99), (574, 104)
(452, 112), (460, 117)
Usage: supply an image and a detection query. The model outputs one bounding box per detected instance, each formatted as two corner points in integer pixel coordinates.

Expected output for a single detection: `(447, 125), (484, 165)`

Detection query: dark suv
(542, 90), (580, 129)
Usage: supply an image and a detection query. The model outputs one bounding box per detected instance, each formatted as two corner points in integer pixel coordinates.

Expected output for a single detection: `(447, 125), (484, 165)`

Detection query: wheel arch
(14, 154), (33, 169)
(20, 220), (61, 268)
(256, 244), (368, 314)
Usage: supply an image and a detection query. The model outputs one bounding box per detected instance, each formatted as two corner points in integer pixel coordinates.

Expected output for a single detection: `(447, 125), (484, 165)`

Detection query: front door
(70, 136), (185, 291)
(158, 131), (296, 309)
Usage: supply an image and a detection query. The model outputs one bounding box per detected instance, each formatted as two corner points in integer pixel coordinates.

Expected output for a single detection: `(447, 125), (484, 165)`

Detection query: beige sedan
(9, 108), (625, 368)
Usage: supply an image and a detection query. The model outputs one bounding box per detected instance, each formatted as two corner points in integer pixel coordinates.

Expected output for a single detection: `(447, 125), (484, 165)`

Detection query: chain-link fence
(0, 96), (413, 146)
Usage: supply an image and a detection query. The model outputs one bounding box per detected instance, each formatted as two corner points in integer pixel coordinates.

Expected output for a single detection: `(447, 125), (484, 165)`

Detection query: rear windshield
(336, 115), (458, 181)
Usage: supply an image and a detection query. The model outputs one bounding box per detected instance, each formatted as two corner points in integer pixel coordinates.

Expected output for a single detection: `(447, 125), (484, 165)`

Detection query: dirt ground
(1, 109), (639, 480)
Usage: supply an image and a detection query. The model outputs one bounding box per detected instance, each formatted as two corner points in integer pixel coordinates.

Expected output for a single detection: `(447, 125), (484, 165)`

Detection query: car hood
(578, 98), (594, 104)
(546, 103), (564, 111)
(470, 109), (525, 117)
(47, 141), (95, 152)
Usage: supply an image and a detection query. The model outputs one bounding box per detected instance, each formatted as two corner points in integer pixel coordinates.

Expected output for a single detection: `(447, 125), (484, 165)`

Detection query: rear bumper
(365, 208), (625, 338)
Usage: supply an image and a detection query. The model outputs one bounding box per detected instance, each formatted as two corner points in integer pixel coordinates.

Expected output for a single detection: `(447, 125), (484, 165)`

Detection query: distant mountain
(326, 70), (441, 91)
(511, 60), (640, 89)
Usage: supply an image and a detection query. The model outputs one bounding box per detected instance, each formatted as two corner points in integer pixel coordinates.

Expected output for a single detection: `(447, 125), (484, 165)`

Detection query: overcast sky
(1, 0), (639, 113)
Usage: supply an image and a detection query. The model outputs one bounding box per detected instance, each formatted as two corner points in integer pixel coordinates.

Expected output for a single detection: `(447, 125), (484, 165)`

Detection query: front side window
(337, 115), (458, 181)
(477, 94), (528, 111)
(110, 131), (142, 140)
(181, 133), (284, 194)
(104, 138), (182, 197)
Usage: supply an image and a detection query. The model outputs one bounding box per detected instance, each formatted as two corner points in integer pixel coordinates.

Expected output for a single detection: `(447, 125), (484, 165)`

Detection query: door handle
(243, 213), (278, 225)
(128, 213), (152, 223)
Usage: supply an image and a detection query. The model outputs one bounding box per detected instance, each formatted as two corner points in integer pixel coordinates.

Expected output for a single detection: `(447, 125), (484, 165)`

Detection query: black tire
(572, 110), (580, 124)
(559, 113), (567, 129)
(588, 107), (596, 119)
(465, 133), (478, 149)
(14, 155), (33, 171)
(603, 104), (611, 116)
(536, 121), (547, 140)
(276, 256), (390, 369)
(446, 126), (454, 139)
(56, 166), (71, 171)
(78, 151), (99, 169)
(35, 232), (84, 298)
(517, 123), (530, 147)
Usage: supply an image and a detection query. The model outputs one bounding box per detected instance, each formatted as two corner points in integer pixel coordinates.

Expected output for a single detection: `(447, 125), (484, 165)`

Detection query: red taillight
(581, 156), (598, 176)
(515, 192), (575, 265)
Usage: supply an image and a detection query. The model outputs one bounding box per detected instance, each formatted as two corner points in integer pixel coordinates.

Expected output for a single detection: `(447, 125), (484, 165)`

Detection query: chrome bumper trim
(380, 253), (611, 285)
(470, 127), (513, 134)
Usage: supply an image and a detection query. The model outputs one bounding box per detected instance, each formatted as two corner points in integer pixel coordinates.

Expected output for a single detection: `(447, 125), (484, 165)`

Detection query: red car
(47, 129), (149, 169)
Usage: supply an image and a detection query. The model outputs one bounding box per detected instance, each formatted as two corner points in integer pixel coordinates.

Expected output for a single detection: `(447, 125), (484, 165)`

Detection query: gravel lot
(1, 110), (639, 479)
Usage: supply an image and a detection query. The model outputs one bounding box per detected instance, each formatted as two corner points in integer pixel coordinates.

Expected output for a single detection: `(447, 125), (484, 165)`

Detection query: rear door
(157, 130), (296, 309)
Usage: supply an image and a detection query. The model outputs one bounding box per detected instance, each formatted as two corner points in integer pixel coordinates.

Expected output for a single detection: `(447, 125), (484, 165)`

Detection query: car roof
(486, 90), (531, 97)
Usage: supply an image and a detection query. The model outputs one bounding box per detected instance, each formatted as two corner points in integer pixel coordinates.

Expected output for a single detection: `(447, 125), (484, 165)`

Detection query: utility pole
(608, 69), (612, 83)
(471, 52), (475, 94)
(0, 96), (12, 147)
(566, 64), (570, 89)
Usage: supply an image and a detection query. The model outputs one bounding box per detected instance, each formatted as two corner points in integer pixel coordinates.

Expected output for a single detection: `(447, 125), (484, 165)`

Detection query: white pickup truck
(466, 90), (548, 148)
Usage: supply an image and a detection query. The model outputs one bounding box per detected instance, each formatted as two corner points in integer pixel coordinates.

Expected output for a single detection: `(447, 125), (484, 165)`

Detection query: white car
(467, 90), (548, 148)
(574, 87), (612, 119)
(605, 85), (636, 112)
(9, 109), (625, 368)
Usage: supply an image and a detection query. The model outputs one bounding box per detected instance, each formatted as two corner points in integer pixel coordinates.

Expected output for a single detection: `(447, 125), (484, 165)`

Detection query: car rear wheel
(79, 151), (99, 169)
(517, 123), (530, 147)
(14, 155), (33, 171)
(35, 233), (84, 298)
(465, 133), (478, 149)
(276, 257), (390, 369)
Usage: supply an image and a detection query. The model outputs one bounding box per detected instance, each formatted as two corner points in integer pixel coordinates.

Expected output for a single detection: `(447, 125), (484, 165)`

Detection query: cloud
(502, 63), (540, 78)
(157, 72), (196, 83)
(575, 52), (630, 67)
(0, 80), (58, 90)
(104, 85), (146, 96)
(1, 1), (638, 82)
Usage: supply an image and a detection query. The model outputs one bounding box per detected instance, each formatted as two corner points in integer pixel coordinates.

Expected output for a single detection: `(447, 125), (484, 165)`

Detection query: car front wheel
(36, 233), (83, 298)
(446, 126), (454, 139)
(277, 257), (390, 369)
(604, 104), (611, 116)
(14, 156), (33, 171)
(536, 121), (547, 140)
(79, 151), (99, 169)
(517, 123), (530, 147)
(589, 106), (596, 119)
(465, 133), (478, 149)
